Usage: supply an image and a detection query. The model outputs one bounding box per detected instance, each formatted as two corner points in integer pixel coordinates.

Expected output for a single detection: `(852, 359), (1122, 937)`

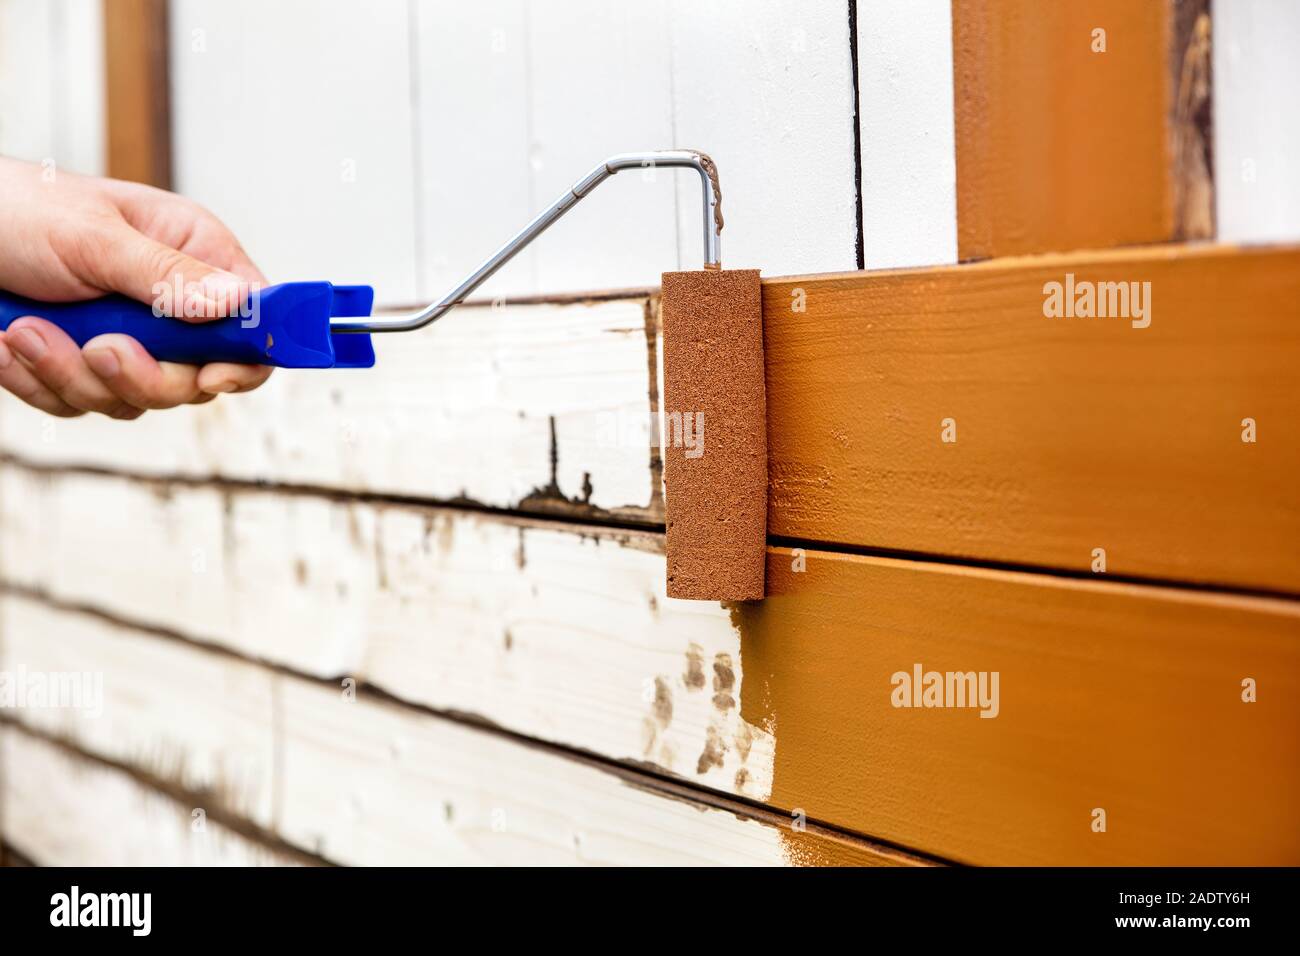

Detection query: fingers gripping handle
(0, 282), (376, 369)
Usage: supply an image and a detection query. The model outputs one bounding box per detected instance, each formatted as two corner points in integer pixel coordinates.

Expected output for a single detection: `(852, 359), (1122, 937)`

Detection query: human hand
(0, 157), (272, 419)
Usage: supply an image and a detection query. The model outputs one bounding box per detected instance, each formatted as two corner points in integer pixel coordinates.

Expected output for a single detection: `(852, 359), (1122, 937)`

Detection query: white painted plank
(0, 595), (276, 826)
(0, 467), (773, 801)
(280, 678), (789, 866)
(169, 0), (418, 304)
(414, 1), (860, 295)
(669, 0), (860, 276)
(50, 0), (105, 176)
(0, 0), (104, 176)
(415, 0), (678, 297)
(1214, 0), (1300, 244)
(0, 298), (659, 517)
(0, 0), (56, 164)
(0, 729), (295, 866)
(856, 0), (957, 267)
(0, 601), (914, 866)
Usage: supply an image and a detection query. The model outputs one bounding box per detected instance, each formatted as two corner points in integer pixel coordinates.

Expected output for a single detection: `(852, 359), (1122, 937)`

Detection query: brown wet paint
(735, 546), (1300, 865)
(952, 0), (1198, 259)
(695, 725), (727, 775)
(652, 676), (673, 729)
(712, 652), (736, 711)
(779, 830), (933, 868)
(761, 245), (1300, 594)
(682, 644), (706, 690)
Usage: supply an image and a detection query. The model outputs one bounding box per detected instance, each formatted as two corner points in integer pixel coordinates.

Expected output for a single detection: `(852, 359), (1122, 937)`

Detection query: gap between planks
(0, 583), (943, 868)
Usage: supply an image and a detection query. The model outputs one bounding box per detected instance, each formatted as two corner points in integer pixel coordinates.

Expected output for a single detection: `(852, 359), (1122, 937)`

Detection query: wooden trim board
(103, 0), (171, 188)
(763, 243), (1300, 594)
(952, 0), (1212, 259)
(734, 545), (1300, 866)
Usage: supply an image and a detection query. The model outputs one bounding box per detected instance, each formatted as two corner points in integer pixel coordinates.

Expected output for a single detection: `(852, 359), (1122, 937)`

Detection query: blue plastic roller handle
(0, 281), (376, 369)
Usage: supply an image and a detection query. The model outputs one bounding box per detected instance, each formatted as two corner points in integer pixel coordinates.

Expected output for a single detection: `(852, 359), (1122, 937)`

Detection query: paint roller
(0, 150), (767, 601)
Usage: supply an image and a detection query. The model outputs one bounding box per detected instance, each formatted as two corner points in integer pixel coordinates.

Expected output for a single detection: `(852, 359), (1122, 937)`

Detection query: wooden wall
(0, 0), (1297, 866)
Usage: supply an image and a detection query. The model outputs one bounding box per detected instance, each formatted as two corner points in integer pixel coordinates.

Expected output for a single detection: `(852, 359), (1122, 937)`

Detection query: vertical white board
(0, 0), (58, 164)
(414, 0), (861, 295)
(525, 0), (677, 291)
(1214, 0), (1300, 244)
(0, 0), (104, 173)
(169, 0), (418, 303)
(51, 0), (105, 176)
(414, 0), (676, 297)
(670, 0), (860, 277)
(414, 0), (535, 300)
(856, 0), (957, 268)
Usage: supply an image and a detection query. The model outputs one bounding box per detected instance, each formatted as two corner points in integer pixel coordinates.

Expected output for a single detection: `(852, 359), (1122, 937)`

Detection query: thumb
(98, 221), (250, 321)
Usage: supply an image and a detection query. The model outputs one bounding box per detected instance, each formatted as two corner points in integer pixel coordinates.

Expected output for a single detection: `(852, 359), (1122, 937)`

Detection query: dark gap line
(0, 583), (951, 867)
(0, 839), (38, 868)
(848, 0), (866, 271)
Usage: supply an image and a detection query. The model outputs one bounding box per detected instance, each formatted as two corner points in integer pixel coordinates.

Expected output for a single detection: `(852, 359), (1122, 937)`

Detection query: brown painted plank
(734, 545), (1300, 866)
(952, 0), (1212, 259)
(763, 243), (1300, 594)
(103, 0), (171, 188)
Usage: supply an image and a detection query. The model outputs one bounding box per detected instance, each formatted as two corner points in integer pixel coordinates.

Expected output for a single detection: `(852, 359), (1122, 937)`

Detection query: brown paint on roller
(736, 547), (1300, 866)
(661, 269), (765, 601)
(952, 0), (1207, 259)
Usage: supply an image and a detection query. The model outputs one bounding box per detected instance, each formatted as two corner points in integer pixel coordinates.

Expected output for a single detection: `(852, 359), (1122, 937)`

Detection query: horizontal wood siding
(763, 244), (1300, 593)
(0, 597), (925, 867)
